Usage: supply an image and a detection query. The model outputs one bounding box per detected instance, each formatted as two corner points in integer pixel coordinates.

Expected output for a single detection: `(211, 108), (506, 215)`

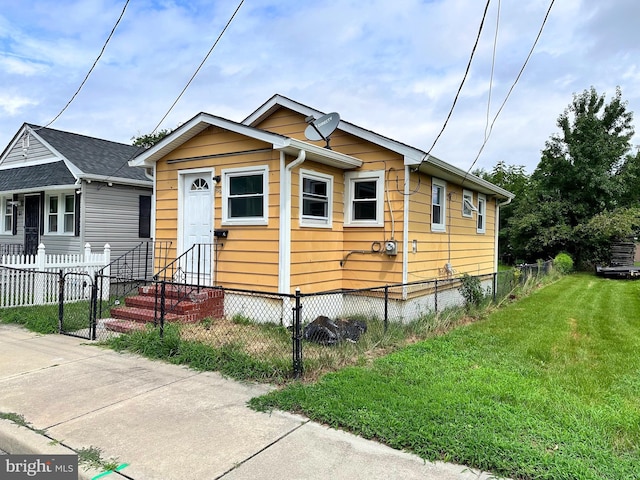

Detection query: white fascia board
(278, 139), (362, 170)
(244, 95), (425, 160)
(245, 96), (513, 198)
(75, 174), (152, 188)
(410, 154), (514, 199)
(129, 113), (288, 168)
(0, 157), (63, 171)
(0, 184), (78, 195)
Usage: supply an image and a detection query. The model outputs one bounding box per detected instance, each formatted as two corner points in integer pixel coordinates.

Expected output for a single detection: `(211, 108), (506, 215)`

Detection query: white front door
(180, 172), (213, 284)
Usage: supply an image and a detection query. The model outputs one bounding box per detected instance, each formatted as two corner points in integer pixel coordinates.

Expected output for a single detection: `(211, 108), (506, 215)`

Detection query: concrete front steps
(103, 284), (224, 334)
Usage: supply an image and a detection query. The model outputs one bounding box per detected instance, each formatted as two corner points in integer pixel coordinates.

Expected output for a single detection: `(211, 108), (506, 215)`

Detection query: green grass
(0, 301), (90, 333)
(251, 274), (640, 479)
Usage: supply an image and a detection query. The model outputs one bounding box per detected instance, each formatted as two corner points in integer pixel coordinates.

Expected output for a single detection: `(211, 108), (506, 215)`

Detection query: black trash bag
(303, 316), (367, 346)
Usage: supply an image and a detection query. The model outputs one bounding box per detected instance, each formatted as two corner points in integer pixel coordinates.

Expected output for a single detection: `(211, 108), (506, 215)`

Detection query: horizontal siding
(407, 174), (497, 281)
(154, 128), (281, 291)
(2, 136), (55, 165)
(83, 182), (153, 260)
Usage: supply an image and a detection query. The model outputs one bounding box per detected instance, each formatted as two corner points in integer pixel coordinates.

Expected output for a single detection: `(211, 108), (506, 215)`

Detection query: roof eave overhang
(279, 139), (362, 169)
(407, 155), (514, 199)
(128, 112), (363, 171)
(76, 174), (152, 188)
(129, 113), (290, 168)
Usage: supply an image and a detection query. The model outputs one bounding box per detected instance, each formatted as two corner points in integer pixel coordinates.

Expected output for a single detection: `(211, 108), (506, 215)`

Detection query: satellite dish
(304, 112), (340, 149)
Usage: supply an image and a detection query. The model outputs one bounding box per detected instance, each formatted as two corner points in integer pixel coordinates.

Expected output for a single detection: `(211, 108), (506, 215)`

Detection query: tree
(474, 161), (529, 263)
(510, 87), (638, 265)
(131, 128), (172, 149)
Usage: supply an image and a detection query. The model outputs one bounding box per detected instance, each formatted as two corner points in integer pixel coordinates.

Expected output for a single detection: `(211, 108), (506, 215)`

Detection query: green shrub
(553, 253), (574, 274)
(458, 274), (484, 309)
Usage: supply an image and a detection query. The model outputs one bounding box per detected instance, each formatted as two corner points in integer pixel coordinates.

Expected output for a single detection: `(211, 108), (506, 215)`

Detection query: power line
(419, 0), (492, 166)
(150, 0), (246, 134)
(102, 0), (246, 183)
(37, 0), (130, 130)
(484, 0), (501, 142)
(465, 0), (555, 177)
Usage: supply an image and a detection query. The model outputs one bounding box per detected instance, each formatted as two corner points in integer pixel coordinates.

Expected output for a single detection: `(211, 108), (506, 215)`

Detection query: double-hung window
(222, 166), (269, 225)
(2, 197), (13, 234)
(300, 170), (332, 227)
(46, 193), (75, 234)
(431, 178), (446, 232)
(477, 194), (486, 234)
(344, 170), (384, 227)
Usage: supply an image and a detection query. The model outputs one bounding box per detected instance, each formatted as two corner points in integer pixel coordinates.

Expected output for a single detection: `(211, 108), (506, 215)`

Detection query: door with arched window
(179, 172), (213, 284)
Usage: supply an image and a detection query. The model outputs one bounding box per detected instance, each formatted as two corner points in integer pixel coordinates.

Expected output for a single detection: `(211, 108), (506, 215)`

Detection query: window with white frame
(2, 197), (13, 234)
(431, 178), (446, 232)
(222, 166), (268, 225)
(46, 193), (75, 234)
(462, 189), (474, 218)
(344, 170), (384, 227)
(300, 170), (332, 227)
(477, 194), (486, 234)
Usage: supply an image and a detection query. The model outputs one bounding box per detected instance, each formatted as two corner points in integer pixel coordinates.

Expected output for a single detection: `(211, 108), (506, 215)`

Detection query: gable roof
(29, 125), (149, 183)
(0, 124), (151, 189)
(130, 112), (363, 170)
(244, 94), (514, 199)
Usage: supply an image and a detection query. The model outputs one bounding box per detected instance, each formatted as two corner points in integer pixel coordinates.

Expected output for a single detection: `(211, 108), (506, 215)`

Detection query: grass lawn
(251, 274), (640, 479)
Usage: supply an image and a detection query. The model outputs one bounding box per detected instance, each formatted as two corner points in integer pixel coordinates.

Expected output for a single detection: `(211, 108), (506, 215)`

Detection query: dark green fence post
(58, 270), (64, 333)
(292, 288), (303, 379)
(434, 279), (438, 313)
(159, 281), (166, 339)
(90, 276), (98, 340)
(493, 272), (497, 303)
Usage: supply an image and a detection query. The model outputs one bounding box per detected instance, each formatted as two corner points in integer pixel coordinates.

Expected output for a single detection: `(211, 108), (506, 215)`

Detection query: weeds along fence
(120, 263), (552, 380)
(0, 258), (553, 380)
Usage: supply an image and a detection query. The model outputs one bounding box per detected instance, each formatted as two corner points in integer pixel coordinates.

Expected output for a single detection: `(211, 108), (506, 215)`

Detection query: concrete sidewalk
(0, 324), (495, 480)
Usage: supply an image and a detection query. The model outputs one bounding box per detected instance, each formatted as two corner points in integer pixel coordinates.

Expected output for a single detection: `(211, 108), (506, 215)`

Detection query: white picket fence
(0, 243), (111, 308)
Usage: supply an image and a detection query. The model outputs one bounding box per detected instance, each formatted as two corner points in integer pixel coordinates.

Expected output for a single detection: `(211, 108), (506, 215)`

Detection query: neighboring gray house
(0, 123), (153, 258)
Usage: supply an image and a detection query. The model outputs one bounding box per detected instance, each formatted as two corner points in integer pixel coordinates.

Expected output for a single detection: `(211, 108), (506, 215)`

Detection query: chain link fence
(1, 260), (554, 380)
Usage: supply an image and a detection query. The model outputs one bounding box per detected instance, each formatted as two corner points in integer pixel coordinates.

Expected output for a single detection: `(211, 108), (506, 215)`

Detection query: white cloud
(0, 94), (38, 115)
(1, 0), (640, 175)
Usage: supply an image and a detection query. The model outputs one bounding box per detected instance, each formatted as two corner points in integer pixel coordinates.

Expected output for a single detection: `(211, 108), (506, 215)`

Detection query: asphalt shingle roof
(0, 161), (76, 191)
(29, 124), (149, 182)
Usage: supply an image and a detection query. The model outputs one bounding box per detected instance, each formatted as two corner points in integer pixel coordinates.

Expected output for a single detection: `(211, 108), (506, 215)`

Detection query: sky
(1, 0), (639, 174)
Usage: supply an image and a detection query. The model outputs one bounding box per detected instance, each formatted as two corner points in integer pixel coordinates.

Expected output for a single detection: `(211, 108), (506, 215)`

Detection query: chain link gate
(59, 271), (96, 339)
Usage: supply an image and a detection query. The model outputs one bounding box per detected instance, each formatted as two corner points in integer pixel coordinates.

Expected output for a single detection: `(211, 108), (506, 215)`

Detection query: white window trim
(299, 169), (333, 228)
(344, 170), (385, 227)
(44, 192), (75, 235)
(462, 189), (475, 218)
(221, 165), (269, 226)
(431, 178), (446, 232)
(1, 197), (13, 234)
(477, 194), (486, 234)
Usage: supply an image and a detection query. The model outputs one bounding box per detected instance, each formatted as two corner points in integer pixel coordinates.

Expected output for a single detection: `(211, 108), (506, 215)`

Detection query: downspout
(494, 196), (512, 272)
(278, 149), (306, 294)
(402, 165), (410, 288)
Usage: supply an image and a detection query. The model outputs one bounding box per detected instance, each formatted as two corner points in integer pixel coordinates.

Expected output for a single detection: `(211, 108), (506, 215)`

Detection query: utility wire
(102, 0), (245, 183)
(150, 0), (245, 134)
(419, 0), (492, 166)
(36, 0), (130, 130)
(464, 0), (555, 178)
(484, 0), (500, 142)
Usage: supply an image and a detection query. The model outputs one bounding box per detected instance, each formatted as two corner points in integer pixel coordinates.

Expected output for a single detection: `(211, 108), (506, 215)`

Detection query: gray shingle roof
(29, 124), (149, 182)
(0, 161), (76, 191)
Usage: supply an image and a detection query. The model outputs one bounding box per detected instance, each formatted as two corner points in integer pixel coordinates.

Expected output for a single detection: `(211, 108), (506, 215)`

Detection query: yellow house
(130, 95), (513, 298)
